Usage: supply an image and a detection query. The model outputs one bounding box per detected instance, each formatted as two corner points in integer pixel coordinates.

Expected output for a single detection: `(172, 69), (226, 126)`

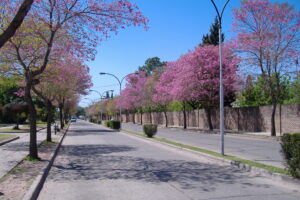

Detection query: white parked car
(71, 116), (77, 122)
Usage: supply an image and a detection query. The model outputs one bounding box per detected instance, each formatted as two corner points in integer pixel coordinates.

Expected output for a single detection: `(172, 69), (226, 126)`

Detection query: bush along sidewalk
(143, 124), (157, 138)
(104, 120), (120, 130)
(281, 133), (300, 179)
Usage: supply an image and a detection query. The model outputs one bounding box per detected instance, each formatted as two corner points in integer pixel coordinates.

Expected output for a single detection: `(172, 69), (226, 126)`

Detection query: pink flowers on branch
(156, 45), (240, 130)
(117, 71), (148, 123)
(0, 0), (148, 159)
(232, 0), (300, 136)
(118, 45), (240, 130)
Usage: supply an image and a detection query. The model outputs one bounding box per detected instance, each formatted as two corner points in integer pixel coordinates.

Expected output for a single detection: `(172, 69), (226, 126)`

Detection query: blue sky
(80, 0), (300, 107)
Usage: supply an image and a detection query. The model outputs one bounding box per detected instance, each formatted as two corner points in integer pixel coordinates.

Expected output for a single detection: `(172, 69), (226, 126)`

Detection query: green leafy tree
(201, 16), (224, 46)
(3, 101), (28, 129)
(285, 75), (300, 104)
(138, 57), (166, 76)
(76, 106), (86, 117)
(237, 74), (291, 107)
(0, 76), (21, 105)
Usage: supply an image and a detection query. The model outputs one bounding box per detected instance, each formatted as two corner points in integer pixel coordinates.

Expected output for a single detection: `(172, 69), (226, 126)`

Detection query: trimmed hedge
(89, 118), (97, 123)
(110, 120), (120, 129)
(104, 120), (120, 130)
(143, 124), (157, 138)
(104, 120), (110, 127)
(281, 133), (300, 178)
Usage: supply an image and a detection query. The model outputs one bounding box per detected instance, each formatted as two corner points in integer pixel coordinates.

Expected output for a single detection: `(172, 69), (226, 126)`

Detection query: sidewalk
(160, 125), (274, 137)
(122, 123), (284, 168)
(0, 127), (60, 179)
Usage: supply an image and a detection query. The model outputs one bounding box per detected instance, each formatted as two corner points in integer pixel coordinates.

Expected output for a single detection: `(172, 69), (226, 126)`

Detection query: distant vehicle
(71, 116), (77, 122)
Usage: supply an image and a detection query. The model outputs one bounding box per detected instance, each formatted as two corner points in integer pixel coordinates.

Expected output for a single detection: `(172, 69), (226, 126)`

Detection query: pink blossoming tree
(232, 0), (300, 136)
(153, 63), (176, 127)
(0, 0), (36, 48)
(117, 71), (147, 124)
(155, 45), (240, 130)
(33, 55), (92, 141)
(0, 0), (147, 159)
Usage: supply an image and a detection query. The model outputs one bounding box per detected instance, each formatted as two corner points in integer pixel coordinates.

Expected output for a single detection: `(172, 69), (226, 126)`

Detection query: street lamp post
(99, 72), (138, 128)
(211, 0), (230, 156)
(89, 89), (114, 123)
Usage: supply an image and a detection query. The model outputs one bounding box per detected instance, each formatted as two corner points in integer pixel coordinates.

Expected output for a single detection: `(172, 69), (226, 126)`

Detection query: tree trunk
(25, 81), (38, 159)
(140, 111), (143, 125)
(271, 103), (277, 136)
(14, 114), (20, 130)
(163, 111), (168, 127)
(149, 111), (152, 124)
(64, 109), (69, 124)
(205, 107), (213, 131)
(59, 104), (64, 129)
(183, 102), (187, 129)
(133, 113), (135, 124)
(46, 100), (53, 142)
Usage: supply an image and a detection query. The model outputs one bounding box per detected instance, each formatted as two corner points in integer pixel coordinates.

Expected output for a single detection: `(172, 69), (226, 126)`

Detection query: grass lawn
(0, 121), (47, 134)
(20, 121), (47, 129)
(0, 128), (28, 133)
(0, 124), (12, 128)
(0, 134), (17, 142)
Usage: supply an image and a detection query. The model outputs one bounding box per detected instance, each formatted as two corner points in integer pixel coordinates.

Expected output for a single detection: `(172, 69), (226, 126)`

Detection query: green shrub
(89, 118), (98, 123)
(143, 124), (157, 138)
(104, 120), (110, 127)
(110, 120), (120, 130)
(281, 133), (300, 178)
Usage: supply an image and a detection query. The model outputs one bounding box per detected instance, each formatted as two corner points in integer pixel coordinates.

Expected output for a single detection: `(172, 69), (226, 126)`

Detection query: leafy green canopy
(236, 74), (292, 107)
(138, 57), (166, 76)
(201, 17), (224, 46)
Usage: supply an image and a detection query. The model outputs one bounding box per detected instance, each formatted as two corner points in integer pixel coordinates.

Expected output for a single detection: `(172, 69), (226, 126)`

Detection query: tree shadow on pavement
(48, 144), (272, 192)
(1, 141), (29, 152)
(68, 129), (116, 137)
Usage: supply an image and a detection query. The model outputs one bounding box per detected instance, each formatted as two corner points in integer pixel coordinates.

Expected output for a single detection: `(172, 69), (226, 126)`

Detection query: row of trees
(0, 0), (147, 159)
(86, 0), (300, 137)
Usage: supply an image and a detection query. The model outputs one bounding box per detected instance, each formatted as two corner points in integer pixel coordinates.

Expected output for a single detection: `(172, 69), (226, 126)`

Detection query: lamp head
(99, 72), (106, 75)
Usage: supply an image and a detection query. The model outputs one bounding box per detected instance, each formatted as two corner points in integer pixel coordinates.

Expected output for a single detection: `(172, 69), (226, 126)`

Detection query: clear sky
(80, 0), (300, 107)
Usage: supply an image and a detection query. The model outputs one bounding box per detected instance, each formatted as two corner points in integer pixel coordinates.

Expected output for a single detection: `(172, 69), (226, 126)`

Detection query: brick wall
(122, 104), (300, 135)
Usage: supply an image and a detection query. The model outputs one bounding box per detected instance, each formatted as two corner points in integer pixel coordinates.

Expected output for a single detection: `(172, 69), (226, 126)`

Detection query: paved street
(38, 120), (299, 200)
(122, 123), (284, 168)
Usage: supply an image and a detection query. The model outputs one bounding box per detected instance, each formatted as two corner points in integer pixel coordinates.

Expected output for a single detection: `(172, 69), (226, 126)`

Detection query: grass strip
(0, 134), (17, 142)
(122, 129), (289, 175)
(0, 129), (27, 133)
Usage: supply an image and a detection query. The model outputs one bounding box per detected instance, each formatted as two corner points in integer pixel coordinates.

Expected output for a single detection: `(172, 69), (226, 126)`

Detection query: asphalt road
(122, 123), (284, 168)
(38, 120), (299, 200)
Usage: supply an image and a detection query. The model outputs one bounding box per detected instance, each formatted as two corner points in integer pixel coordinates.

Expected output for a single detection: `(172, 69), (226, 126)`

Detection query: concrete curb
(0, 136), (20, 146)
(120, 129), (300, 191)
(22, 123), (71, 200)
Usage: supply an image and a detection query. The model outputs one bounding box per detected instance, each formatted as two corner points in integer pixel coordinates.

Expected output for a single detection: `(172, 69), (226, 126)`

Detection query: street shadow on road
(48, 144), (271, 192)
(59, 144), (135, 156)
(1, 141), (29, 152)
(68, 129), (116, 137)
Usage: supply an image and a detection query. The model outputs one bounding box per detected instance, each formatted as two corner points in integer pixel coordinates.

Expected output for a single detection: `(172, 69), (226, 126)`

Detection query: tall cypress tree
(201, 16), (224, 46)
